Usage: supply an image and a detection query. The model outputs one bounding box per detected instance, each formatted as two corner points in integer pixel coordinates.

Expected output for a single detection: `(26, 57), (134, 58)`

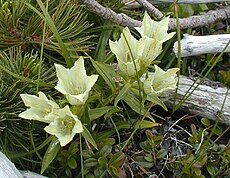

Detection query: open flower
(144, 65), (179, 95)
(135, 12), (175, 43)
(109, 27), (144, 76)
(19, 92), (59, 123)
(55, 56), (98, 105)
(44, 105), (83, 146)
(138, 36), (162, 67)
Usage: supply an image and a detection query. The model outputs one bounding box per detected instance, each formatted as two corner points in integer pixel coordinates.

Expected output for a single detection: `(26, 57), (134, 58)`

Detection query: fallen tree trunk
(173, 34), (230, 57)
(164, 76), (230, 125)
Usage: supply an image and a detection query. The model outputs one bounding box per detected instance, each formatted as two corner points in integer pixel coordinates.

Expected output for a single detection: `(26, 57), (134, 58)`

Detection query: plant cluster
(0, 0), (229, 178)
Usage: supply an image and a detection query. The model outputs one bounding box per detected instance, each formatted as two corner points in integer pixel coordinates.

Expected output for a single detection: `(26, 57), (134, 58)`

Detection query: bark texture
(173, 34), (230, 57)
(165, 76), (230, 125)
(81, 0), (230, 30)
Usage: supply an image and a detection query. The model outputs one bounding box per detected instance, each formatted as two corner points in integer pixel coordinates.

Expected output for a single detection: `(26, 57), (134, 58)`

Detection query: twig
(124, 0), (230, 7)
(81, 0), (230, 30)
(143, 0), (229, 3)
(134, 0), (164, 19)
(80, 0), (141, 27)
(169, 5), (230, 30)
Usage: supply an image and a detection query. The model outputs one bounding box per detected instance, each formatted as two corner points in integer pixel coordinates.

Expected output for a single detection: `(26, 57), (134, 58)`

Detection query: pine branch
(81, 0), (230, 30)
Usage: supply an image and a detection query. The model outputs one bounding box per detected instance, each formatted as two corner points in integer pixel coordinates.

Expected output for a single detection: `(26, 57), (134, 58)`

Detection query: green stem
(36, 0), (48, 93)
(121, 103), (153, 151)
(80, 134), (84, 178)
(172, 0), (181, 109)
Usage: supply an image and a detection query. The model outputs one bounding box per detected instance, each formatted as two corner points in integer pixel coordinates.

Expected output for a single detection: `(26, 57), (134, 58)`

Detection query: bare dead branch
(80, 0), (230, 30)
(80, 0), (141, 27)
(134, 0), (164, 19)
(169, 5), (230, 30)
(124, 0), (229, 7)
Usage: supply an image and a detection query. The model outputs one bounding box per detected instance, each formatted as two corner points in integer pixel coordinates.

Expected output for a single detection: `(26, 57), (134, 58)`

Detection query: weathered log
(164, 76), (230, 125)
(173, 34), (230, 57)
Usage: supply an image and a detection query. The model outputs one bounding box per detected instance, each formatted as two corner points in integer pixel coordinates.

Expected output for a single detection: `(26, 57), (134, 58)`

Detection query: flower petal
(54, 57), (98, 105)
(19, 92), (59, 123)
(144, 65), (179, 95)
(44, 106), (83, 146)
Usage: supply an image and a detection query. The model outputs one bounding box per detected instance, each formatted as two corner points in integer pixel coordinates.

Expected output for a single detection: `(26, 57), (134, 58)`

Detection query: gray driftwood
(173, 34), (230, 57)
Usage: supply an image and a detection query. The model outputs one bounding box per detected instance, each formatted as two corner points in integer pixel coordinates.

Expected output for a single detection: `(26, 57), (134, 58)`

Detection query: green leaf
(98, 157), (108, 167)
(81, 106), (91, 129)
(207, 164), (215, 176)
(82, 149), (95, 159)
(89, 106), (119, 121)
(108, 166), (118, 178)
(193, 167), (202, 176)
(123, 90), (152, 119)
(201, 118), (210, 127)
(94, 28), (112, 62)
(109, 152), (125, 167)
(41, 136), (61, 174)
(180, 4), (194, 17)
(97, 145), (112, 157)
(94, 167), (106, 177)
(135, 156), (154, 168)
(84, 158), (98, 168)
(146, 93), (167, 111)
(67, 157), (77, 169)
(27, 0), (72, 67)
(135, 119), (160, 129)
(199, 4), (209, 11)
(91, 60), (116, 92)
(156, 148), (168, 159)
(82, 125), (98, 150)
(114, 83), (131, 106)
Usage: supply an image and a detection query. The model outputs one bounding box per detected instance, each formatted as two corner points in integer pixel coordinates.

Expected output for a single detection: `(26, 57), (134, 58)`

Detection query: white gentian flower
(109, 27), (144, 76)
(138, 36), (162, 67)
(19, 91), (59, 123)
(44, 105), (83, 147)
(135, 12), (175, 43)
(55, 57), (98, 105)
(144, 65), (179, 95)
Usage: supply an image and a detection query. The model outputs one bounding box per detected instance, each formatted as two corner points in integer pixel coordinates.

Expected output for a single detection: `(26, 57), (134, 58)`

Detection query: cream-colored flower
(138, 36), (162, 67)
(135, 12), (175, 43)
(44, 105), (83, 147)
(19, 92), (59, 123)
(144, 65), (179, 95)
(109, 27), (144, 76)
(55, 57), (98, 105)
